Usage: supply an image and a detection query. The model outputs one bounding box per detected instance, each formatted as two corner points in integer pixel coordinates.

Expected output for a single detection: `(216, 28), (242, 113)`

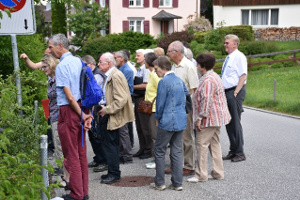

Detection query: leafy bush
(239, 41), (279, 55)
(271, 63), (283, 69)
(184, 14), (212, 34)
(190, 41), (207, 58)
(80, 36), (114, 59)
(158, 31), (194, 53)
(108, 31), (156, 54)
(284, 61), (294, 67)
(223, 25), (254, 41)
(194, 31), (207, 43)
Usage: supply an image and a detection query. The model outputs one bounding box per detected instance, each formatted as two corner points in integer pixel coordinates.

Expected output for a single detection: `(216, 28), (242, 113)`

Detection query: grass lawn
(244, 65), (300, 116)
(273, 41), (300, 51)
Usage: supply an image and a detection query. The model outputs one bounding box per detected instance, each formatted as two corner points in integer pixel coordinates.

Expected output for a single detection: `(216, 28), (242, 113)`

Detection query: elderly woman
(153, 56), (188, 191)
(187, 52), (231, 183)
(142, 52), (160, 168)
(41, 55), (69, 189)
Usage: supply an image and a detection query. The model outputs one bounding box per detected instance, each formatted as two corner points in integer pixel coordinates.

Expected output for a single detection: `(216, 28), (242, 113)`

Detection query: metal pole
(40, 135), (48, 200)
(273, 79), (277, 101)
(11, 34), (23, 107)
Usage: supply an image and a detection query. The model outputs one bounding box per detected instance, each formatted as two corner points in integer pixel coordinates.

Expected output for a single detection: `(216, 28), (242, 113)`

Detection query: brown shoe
(231, 154), (246, 162)
(164, 168), (172, 174)
(222, 153), (235, 160)
(183, 168), (195, 176)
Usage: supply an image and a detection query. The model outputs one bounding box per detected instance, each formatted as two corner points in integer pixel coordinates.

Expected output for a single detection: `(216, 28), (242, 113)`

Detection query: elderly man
(166, 41), (199, 176)
(99, 52), (135, 184)
(221, 34), (247, 162)
(81, 55), (108, 173)
(114, 50), (134, 163)
(48, 33), (92, 200)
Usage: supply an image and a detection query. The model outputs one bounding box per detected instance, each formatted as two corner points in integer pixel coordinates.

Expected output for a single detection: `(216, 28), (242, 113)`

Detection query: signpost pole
(11, 34), (23, 107)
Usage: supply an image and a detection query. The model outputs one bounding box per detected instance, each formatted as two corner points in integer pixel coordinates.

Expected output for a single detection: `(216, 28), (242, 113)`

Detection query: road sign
(0, 0), (36, 35)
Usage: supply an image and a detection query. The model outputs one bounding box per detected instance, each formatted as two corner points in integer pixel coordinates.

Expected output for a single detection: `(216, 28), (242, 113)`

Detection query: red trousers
(58, 104), (88, 199)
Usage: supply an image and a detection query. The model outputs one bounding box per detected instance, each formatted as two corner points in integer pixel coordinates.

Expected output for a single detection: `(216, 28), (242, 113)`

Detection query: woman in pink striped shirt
(187, 52), (231, 183)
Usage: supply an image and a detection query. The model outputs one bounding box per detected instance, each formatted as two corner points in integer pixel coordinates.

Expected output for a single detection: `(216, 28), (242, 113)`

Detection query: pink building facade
(106, 0), (200, 38)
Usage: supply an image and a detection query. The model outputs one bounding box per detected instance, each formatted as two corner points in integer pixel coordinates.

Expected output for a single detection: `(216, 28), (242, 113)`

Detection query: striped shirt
(193, 70), (231, 128)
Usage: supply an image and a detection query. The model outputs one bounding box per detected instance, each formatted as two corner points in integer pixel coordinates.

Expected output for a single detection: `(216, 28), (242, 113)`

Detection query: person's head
(48, 33), (69, 59)
(82, 55), (96, 71)
(135, 49), (145, 65)
(153, 47), (165, 57)
(115, 51), (128, 68)
(196, 52), (216, 75)
(224, 34), (240, 54)
(186, 48), (194, 61)
(44, 47), (51, 55)
(144, 52), (158, 70)
(167, 41), (184, 64)
(122, 49), (131, 61)
(41, 55), (59, 78)
(98, 52), (116, 73)
(182, 41), (190, 49)
(153, 56), (172, 78)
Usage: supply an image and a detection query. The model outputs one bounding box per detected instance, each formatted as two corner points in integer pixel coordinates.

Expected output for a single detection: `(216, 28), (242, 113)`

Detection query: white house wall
(213, 4), (300, 29)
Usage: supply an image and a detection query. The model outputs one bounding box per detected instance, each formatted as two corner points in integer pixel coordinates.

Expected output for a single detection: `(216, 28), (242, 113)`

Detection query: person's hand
(99, 105), (105, 117)
(196, 118), (202, 131)
(84, 116), (93, 131)
(20, 53), (28, 60)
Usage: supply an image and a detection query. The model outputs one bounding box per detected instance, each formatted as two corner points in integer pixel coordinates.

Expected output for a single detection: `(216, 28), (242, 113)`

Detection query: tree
(51, 0), (67, 35)
(67, 1), (110, 48)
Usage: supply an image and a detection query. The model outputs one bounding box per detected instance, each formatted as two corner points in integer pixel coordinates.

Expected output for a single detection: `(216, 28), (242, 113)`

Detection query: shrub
(271, 63), (283, 69)
(284, 61), (294, 67)
(239, 41), (279, 55)
(107, 31), (156, 54)
(194, 31), (207, 43)
(223, 25), (254, 41)
(184, 14), (212, 34)
(158, 31), (194, 53)
(190, 41), (207, 58)
(80, 36), (114, 59)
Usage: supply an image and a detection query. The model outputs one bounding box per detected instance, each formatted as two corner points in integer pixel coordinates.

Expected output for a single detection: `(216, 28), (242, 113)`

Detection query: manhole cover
(110, 176), (154, 187)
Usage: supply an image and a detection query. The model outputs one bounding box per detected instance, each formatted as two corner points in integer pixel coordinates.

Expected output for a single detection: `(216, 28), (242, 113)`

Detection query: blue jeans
(154, 128), (183, 187)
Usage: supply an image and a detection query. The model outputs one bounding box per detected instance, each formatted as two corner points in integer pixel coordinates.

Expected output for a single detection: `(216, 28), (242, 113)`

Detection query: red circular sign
(0, 0), (26, 13)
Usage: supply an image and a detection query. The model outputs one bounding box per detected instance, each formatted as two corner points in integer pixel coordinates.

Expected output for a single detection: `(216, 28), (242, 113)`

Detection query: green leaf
(4, 9), (12, 18)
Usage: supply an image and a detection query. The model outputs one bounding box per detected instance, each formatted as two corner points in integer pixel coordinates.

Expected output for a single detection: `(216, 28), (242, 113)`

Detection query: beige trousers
(183, 112), (195, 170)
(195, 126), (224, 181)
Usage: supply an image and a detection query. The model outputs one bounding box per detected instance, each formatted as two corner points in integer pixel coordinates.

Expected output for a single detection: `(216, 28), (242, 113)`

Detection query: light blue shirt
(55, 52), (82, 106)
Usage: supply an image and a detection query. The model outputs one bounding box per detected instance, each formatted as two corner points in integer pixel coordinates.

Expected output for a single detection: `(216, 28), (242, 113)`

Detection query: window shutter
(153, 0), (159, 7)
(144, 20), (150, 33)
(173, 0), (178, 8)
(144, 0), (149, 7)
(123, 0), (129, 7)
(123, 21), (129, 31)
(95, 0), (99, 4)
(105, 0), (109, 7)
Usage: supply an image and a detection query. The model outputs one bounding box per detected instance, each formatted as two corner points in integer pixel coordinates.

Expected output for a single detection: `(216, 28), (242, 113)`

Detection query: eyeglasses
(98, 61), (108, 64)
(167, 50), (176, 53)
(224, 42), (230, 45)
(41, 65), (49, 69)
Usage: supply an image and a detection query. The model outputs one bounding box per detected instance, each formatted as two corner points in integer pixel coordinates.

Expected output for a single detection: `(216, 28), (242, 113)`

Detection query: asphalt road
(81, 107), (300, 200)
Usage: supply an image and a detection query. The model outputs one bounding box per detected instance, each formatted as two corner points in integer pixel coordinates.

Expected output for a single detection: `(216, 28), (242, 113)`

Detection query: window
(159, 0), (172, 7)
(129, 19), (144, 33)
(241, 9), (279, 26)
(129, 0), (143, 7)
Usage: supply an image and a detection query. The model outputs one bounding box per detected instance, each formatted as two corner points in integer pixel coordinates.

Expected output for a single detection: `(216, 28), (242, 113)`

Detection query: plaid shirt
(47, 76), (59, 122)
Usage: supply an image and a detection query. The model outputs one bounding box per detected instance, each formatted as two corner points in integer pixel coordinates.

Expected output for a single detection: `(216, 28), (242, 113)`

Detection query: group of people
(20, 33), (247, 199)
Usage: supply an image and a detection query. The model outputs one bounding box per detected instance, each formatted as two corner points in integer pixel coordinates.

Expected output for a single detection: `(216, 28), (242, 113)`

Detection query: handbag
(138, 97), (156, 114)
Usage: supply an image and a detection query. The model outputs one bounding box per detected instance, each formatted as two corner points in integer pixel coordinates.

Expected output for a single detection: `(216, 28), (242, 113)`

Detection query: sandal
(59, 176), (69, 190)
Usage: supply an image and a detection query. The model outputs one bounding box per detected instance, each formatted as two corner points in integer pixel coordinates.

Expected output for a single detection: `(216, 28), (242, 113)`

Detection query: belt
(225, 86), (236, 92)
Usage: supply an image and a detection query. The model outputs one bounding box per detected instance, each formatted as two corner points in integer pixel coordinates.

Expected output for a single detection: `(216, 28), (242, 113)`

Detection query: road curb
(244, 106), (300, 120)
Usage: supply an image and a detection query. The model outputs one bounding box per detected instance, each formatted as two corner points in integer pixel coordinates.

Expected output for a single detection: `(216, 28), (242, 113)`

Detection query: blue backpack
(79, 60), (103, 146)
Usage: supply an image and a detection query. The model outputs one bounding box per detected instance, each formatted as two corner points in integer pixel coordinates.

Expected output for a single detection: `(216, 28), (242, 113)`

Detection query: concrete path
(64, 108), (300, 200)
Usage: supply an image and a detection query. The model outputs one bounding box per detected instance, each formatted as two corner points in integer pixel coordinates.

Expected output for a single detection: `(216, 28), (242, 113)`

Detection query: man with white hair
(132, 49), (154, 159)
(166, 41), (199, 176)
(98, 52), (135, 184)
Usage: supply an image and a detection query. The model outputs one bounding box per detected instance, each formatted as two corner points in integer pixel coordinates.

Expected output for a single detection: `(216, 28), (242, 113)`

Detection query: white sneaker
(151, 183), (166, 191)
(146, 161), (156, 169)
(187, 177), (200, 183)
(168, 184), (183, 191)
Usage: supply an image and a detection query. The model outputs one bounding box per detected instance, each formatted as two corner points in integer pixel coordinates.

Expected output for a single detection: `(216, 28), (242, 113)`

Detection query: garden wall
(254, 27), (300, 41)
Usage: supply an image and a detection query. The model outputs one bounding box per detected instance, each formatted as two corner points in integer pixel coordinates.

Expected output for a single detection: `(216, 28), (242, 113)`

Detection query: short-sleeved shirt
(172, 56), (199, 95)
(145, 70), (161, 112)
(55, 52), (82, 106)
(136, 64), (150, 83)
(221, 49), (247, 89)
